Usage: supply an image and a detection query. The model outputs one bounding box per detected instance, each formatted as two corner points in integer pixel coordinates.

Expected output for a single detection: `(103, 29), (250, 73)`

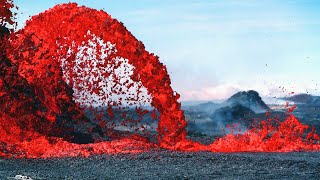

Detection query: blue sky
(14, 0), (320, 101)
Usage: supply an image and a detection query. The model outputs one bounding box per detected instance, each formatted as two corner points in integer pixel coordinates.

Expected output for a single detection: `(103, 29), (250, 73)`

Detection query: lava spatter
(1, 2), (186, 158)
(0, 2), (319, 158)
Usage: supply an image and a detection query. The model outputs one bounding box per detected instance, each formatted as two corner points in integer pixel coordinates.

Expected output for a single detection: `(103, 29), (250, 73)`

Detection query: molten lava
(0, 2), (319, 158)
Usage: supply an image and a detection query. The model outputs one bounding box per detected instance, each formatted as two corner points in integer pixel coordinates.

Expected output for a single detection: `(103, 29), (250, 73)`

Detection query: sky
(13, 0), (320, 101)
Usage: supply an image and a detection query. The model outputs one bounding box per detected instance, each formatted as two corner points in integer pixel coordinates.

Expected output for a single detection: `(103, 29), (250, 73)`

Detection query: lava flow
(0, 1), (319, 158)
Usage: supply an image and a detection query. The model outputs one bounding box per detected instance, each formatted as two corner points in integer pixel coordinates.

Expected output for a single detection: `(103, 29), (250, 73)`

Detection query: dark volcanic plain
(1, 150), (320, 180)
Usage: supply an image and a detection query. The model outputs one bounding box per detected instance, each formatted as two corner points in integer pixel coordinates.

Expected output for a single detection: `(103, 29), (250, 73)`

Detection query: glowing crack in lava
(0, 2), (319, 158)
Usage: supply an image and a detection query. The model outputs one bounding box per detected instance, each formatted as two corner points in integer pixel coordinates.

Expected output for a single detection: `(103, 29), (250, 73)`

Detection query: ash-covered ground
(1, 150), (319, 179)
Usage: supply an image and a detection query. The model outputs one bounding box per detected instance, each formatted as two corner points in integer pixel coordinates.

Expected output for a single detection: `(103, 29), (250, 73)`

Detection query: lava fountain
(0, 2), (319, 158)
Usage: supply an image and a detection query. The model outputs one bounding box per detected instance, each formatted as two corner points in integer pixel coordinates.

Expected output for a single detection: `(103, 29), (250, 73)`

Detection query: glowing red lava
(0, 2), (319, 158)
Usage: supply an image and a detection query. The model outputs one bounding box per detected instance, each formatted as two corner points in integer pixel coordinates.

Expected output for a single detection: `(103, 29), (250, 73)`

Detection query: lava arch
(7, 3), (187, 147)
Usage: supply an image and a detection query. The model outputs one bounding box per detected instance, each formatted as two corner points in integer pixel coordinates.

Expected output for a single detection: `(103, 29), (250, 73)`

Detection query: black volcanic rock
(226, 90), (269, 113)
(0, 26), (10, 38)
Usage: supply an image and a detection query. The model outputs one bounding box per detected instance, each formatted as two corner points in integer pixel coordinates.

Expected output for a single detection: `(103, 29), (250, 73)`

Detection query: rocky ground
(0, 150), (319, 180)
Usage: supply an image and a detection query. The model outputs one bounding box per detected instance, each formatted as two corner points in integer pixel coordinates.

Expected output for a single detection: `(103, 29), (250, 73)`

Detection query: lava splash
(0, 2), (319, 158)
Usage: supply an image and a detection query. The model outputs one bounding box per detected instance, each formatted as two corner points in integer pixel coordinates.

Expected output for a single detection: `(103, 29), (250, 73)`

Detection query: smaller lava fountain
(0, 1), (319, 158)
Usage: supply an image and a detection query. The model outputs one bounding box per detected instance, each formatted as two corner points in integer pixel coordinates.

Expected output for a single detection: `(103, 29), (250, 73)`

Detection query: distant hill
(281, 94), (320, 104)
(207, 90), (268, 128)
(184, 90), (269, 136)
(226, 90), (270, 113)
(184, 90), (269, 114)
